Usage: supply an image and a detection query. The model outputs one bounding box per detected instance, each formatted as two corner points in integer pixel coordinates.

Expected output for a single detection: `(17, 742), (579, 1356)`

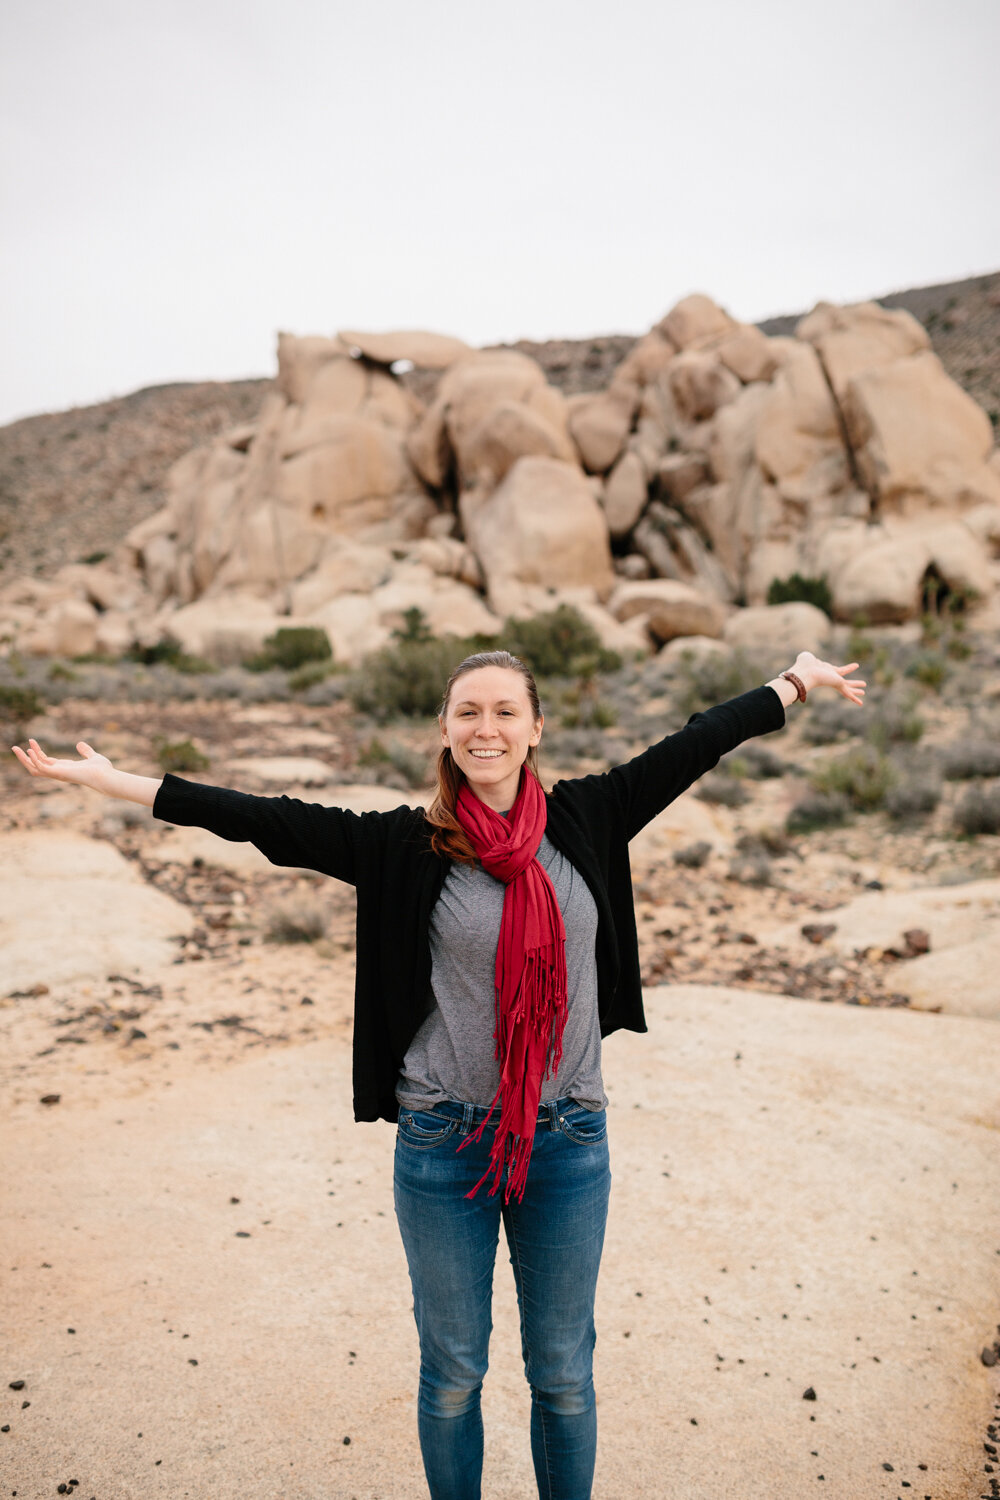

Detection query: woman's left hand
(793, 652), (866, 704)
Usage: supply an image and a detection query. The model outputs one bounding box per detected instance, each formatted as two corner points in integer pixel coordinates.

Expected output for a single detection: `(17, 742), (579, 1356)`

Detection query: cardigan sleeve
(551, 684), (786, 841)
(152, 773), (372, 885)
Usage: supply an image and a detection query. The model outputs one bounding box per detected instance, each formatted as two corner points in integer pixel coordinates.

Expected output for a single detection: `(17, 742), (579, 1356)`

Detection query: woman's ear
(438, 713), (449, 747)
(530, 714), (544, 746)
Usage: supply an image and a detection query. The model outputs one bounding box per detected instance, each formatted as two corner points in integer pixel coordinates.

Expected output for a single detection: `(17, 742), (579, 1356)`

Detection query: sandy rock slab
(0, 831), (193, 993)
(1, 986), (998, 1497)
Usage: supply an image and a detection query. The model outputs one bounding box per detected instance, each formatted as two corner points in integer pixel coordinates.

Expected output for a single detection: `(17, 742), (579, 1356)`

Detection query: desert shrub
(865, 693), (924, 749)
(673, 840), (712, 868)
(46, 662), (80, 683)
(502, 605), (620, 678)
(952, 782), (1000, 836)
(801, 697), (866, 745)
(348, 634), (471, 721)
(672, 648), (762, 717)
(0, 683), (44, 726)
(941, 741), (1000, 780)
(727, 850), (772, 886)
(246, 626), (333, 673)
(765, 572), (833, 617)
(559, 674), (618, 729)
(289, 660), (336, 693)
(736, 827), (793, 857)
(155, 738), (209, 774)
(885, 777), (943, 822)
(695, 773), (749, 807)
(810, 744), (895, 810)
(904, 650), (948, 691)
(720, 742), (787, 779)
(543, 725), (616, 766)
(785, 790), (851, 833)
(264, 893), (327, 944)
(128, 638), (211, 673)
(356, 736), (429, 789)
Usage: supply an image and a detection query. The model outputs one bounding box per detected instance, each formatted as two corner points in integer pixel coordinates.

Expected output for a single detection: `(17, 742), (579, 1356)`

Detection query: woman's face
(440, 665), (543, 812)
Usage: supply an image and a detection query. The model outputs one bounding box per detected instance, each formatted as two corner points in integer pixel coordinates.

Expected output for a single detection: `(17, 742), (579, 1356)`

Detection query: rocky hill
(1, 270), (996, 586)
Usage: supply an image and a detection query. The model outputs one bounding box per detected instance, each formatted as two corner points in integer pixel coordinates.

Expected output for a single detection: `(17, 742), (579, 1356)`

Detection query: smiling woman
(10, 641), (865, 1499)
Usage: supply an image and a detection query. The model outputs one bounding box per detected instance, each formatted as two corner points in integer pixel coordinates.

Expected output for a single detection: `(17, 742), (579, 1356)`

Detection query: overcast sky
(2, 0), (998, 425)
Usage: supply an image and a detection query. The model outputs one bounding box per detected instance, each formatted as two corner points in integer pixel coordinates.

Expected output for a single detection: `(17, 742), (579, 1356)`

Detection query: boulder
(276, 332), (350, 405)
(306, 593), (389, 665)
(47, 598), (99, 658)
(142, 534), (179, 606)
(656, 453), (710, 504)
(842, 350), (1000, 513)
(277, 415), (416, 529)
(406, 536), (484, 590)
(796, 300), (930, 400)
(94, 610), (136, 658)
(830, 532), (932, 623)
(459, 400), (575, 488)
(407, 401), (451, 488)
(567, 387), (637, 474)
(368, 563), (502, 640)
(613, 330), (676, 387)
(715, 326), (781, 385)
(656, 633), (733, 667)
(338, 329), (471, 369)
(162, 595), (293, 663)
(632, 501), (737, 601)
(722, 601), (833, 658)
(607, 579), (727, 643)
(895, 931), (1000, 1020)
(754, 341), (849, 505)
(465, 457), (616, 614)
(668, 351), (742, 423)
(53, 563), (140, 614)
(285, 355), (367, 427)
(657, 293), (739, 351)
(602, 450), (649, 539)
(288, 540), (394, 614)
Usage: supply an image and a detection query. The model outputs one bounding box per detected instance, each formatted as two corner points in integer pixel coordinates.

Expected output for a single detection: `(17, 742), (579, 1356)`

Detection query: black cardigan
(152, 684), (785, 1123)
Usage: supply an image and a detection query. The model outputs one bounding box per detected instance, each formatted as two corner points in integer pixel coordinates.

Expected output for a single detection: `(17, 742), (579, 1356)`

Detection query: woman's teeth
(469, 749), (504, 758)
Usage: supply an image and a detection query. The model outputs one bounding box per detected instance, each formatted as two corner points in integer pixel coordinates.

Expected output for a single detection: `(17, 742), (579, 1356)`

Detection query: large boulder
(566, 387), (638, 474)
(829, 531), (933, 623)
(288, 540), (394, 615)
(602, 450), (649, 539)
(367, 563), (502, 640)
(162, 595), (296, 663)
(607, 579), (727, 643)
(465, 457), (616, 616)
(796, 300), (930, 400)
(722, 601), (833, 658)
(276, 332), (350, 405)
(460, 401), (576, 489)
(667, 351), (741, 424)
(842, 350), (1000, 513)
(754, 341), (850, 506)
(337, 329), (471, 369)
(656, 293), (738, 350)
(715, 326), (781, 385)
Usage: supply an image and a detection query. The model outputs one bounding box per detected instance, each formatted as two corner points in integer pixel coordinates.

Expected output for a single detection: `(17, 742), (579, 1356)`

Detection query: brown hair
(426, 650), (542, 863)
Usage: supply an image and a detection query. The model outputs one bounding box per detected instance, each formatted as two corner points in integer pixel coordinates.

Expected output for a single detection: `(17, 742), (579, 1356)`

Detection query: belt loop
(461, 1101), (475, 1137)
(546, 1099), (559, 1132)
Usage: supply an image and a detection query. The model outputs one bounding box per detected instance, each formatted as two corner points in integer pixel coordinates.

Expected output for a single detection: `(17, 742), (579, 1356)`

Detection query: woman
(12, 646), (865, 1500)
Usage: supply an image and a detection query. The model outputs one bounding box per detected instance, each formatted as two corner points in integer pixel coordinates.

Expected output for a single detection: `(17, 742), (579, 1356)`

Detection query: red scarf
(454, 766), (568, 1205)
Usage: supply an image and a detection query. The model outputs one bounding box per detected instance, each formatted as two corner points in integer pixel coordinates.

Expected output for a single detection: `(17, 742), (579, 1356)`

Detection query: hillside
(1, 270), (997, 585)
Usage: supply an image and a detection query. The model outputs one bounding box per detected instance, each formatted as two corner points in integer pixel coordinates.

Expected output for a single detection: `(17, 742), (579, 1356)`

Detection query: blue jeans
(393, 1096), (611, 1500)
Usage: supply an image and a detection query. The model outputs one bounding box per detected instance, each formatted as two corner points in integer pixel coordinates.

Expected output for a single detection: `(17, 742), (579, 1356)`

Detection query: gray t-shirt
(396, 833), (607, 1112)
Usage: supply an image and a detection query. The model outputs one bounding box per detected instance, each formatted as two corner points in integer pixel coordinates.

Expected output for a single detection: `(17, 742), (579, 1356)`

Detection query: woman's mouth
(468, 749), (505, 759)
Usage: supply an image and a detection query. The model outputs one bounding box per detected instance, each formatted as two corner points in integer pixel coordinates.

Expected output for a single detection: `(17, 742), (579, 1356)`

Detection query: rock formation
(3, 294), (999, 664)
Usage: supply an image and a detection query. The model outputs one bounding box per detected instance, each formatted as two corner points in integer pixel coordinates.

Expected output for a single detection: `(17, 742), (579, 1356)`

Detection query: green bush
(46, 662), (80, 684)
(349, 634), (471, 721)
(128, 638), (211, 673)
(865, 694), (924, 750)
(810, 745), (895, 811)
(246, 626), (333, 673)
(502, 604), (620, 678)
(953, 782), (1000, 836)
(765, 573), (833, 617)
(559, 675), (618, 729)
(786, 791), (851, 833)
(0, 683), (44, 726)
(356, 735), (429, 789)
(904, 650), (948, 691)
(289, 660), (335, 693)
(801, 698), (866, 745)
(155, 738), (210, 774)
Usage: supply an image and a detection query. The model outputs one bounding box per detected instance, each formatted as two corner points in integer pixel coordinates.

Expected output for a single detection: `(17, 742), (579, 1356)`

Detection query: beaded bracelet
(780, 670), (807, 702)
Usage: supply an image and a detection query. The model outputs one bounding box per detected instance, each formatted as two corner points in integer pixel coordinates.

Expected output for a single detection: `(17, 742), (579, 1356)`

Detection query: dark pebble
(235, 1231), (250, 1237)
(690, 1418), (698, 1425)
(984, 1347), (999, 1367)
(21, 1401), (29, 1409)
(188, 1358), (198, 1366)
(1, 1425), (8, 1432)
(803, 1386), (817, 1400)
(58, 1488), (67, 1495)
(67, 1327), (75, 1334)
(9, 1380), (25, 1390)
(40, 1094), (61, 1105)
(343, 1435), (351, 1445)
(883, 1462), (895, 1471)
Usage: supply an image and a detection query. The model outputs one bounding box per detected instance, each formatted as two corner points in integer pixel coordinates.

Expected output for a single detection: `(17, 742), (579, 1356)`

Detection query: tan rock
(369, 564), (501, 640)
(830, 532), (932, 623)
(211, 503), (327, 595)
(722, 601), (832, 657)
(94, 610), (136, 658)
(742, 541), (807, 608)
(53, 564), (140, 614)
(406, 537), (484, 590)
(896, 931), (1000, 1019)
(885, 516), (994, 604)
(656, 453), (710, 504)
(288, 540), (394, 614)
(796, 300), (929, 400)
(567, 387), (637, 474)
(607, 579), (726, 643)
(225, 757), (336, 787)
(338, 329), (471, 369)
(668, 351), (741, 423)
(407, 401), (451, 489)
(288, 355), (367, 426)
(657, 293), (739, 350)
(632, 502), (737, 602)
(614, 330), (676, 387)
(305, 593), (390, 665)
(46, 598), (99, 658)
(754, 341), (849, 502)
(656, 633), (733, 667)
(842, 350), (1000, 512)
(459, 401), (575, 488)
(360, 369), (420, 430)
(602, 450), (649, 539)
(276, 332), (349, 405)
(715, 326), (781, 384)
(465, 457), (616, 613)
(142, 534), (179, 606)
(163, 595), (291, 663)
(278, 416), (414, 525)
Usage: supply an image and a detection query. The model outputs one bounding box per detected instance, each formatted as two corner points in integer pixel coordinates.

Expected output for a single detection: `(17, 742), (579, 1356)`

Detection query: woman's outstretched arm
(11, 738), (161, 805)
(764, 651), (867, 710)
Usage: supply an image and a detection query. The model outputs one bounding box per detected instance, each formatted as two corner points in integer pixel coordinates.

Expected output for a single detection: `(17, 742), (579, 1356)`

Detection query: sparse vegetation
(154, 737), (210, 774)
(0, 683), (44, 728)
(810, 744), (895, 811)
(904, 650), (948, 691)
(785, 790), (851, 833)
(264, 893), (328, 944)
(289, 660), (336, 693)
(942, 740), (1000, 780)
(765, 572), (833, 617)
(952, 782), (1000, 836)
(885, 777), (943, 822)
(673, 841), (712, 868)
(695, 774), (750, 807)
(349, 633), (475, 721)
(356, 735), (429, 789)
(502, 604), (621, 678)
(672, 648), (763, 718)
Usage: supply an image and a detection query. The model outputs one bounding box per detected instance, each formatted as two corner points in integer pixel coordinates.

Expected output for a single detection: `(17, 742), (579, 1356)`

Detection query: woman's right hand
(11, 738), (114, 788)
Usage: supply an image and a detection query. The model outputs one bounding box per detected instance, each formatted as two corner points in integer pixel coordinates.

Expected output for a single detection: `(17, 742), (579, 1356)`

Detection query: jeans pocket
(557, 1106), (608, 1145)
(397, 1108), (460, 1150)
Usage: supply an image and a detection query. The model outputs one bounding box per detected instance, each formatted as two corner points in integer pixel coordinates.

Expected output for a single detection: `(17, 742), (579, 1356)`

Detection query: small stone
(9, 1379), (25, 1390)
(67, 1328), (75, 1334)
(882, 1462), (894, 1471)
(343, 1435), (351, 1445)
(803, 1387), (817, 1400)
(983, 1346), (999, 1367)
(1, 1424), (8, 1432)
(40, 1094), (61, 1105)
(188, 1358), (198, 1366)
(235, 1231), (250, 1237)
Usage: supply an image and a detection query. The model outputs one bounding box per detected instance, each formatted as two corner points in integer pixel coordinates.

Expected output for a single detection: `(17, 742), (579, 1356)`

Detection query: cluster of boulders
(3, 294), (1000, 666)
